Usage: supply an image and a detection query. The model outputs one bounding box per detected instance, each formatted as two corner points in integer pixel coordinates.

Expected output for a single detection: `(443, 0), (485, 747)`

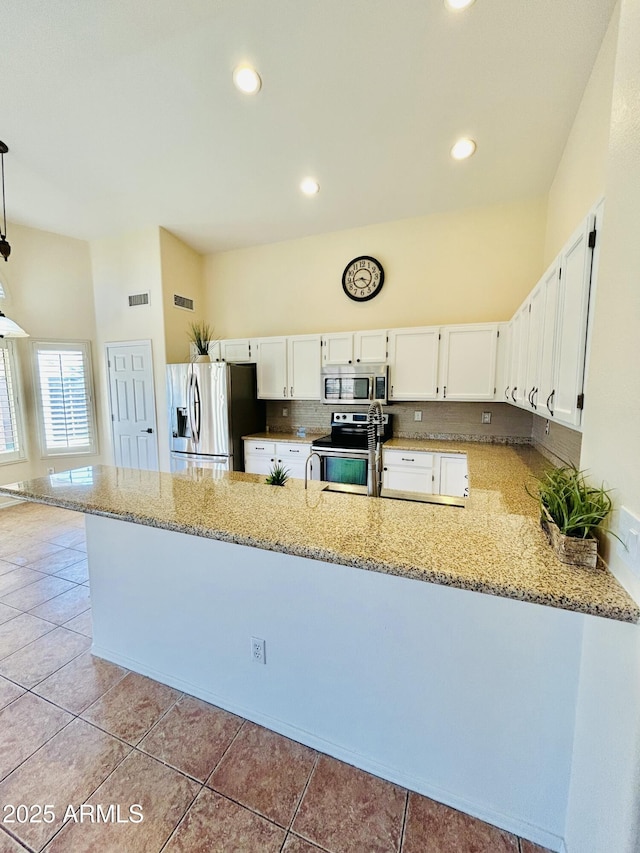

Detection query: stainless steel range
(311, 411), (392, 495)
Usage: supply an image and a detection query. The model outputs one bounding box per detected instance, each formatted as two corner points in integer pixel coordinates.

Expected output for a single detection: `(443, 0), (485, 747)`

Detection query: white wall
(542, 0), (640, 849)
(0, 222), (103, 496)
(204, 197), (547, 338)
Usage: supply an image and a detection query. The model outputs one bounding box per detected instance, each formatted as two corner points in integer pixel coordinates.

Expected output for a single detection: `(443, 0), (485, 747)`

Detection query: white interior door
(107, 341), (159, 470)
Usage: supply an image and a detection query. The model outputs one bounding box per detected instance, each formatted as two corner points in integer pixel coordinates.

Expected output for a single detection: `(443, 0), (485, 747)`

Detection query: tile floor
(0, 501), (554, 853)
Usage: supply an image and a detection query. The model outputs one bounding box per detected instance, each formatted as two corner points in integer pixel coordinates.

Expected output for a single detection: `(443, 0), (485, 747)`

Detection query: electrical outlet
(47, 467), (55, 475)
(616, 507), (640, 580)
(545, 420), (550, 436)
(282, 407), (288, 417)
(251, 637), (266, 664)
(414, 411), (422, 422)
(481, 412), (492, 424)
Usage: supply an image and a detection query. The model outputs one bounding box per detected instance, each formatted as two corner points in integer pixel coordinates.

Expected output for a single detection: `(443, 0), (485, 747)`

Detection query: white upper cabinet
(256, 335), (321, 400)
(256, 337), (288, 399)
(220, 338), (254, 362)
(387, 327), (440, 401)
(439, 324), (499, 401)
(537, 260), (561, 418)
(551, 216), (594, 427)
(354, 330), (387, 363)
(524, 282), (545, 412)
(287, 335), (321, 399)
(511, 301), (530, 407)
(321, 333), (354, 365)
(494, 323), (510, 403)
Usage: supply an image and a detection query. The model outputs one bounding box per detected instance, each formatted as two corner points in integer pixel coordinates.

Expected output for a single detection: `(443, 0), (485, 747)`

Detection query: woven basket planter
(540, 507), (599, 569)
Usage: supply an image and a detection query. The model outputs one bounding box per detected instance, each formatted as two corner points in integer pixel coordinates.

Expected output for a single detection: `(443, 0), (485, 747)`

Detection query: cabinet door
(552, 218), (593, 427)
(439, 324), (498, 401)
(221, 339), (253, 362)
(287, 336), (321, 400)
(525, 284), (545, 412)
(354, 330), (387, 364)
(245, 454), (276, 475)
(537, 260), (561, 418)
(513, 304), (530, 407)
(387, 327), (440, 401)
(438, 454), (469, 498)
(382, 450), (434, 494)
(494, 323), (510, 402)
(256, 337), (288, 399)
(321, 333), (353, 365)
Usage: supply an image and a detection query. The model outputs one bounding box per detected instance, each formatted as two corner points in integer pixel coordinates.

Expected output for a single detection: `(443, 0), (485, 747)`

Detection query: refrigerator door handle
(187, 371), (196, 443)
(193, 373), (201, 445)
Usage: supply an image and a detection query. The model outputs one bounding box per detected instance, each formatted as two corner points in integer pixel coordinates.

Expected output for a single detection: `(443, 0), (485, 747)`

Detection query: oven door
(315, 448), (370, 494)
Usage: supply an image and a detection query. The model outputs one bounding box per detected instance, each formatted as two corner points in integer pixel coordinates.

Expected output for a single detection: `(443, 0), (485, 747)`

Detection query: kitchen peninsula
(0, 444), (637, 851)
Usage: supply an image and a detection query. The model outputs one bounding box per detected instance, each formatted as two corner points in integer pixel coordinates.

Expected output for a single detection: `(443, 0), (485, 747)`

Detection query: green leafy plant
(188, 321), (215, 356)
(265, 463), (289, 486)
(527, 464), (617, 540)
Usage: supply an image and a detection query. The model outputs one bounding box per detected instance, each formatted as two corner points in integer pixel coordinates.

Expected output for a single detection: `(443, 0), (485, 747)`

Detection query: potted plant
(188, 321), (215, 362)
(265, 463), (289, 487)
(528, 465), (617, 569)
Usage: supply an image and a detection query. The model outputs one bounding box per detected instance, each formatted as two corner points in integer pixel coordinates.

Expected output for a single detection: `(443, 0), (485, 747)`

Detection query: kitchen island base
(87, 513), (582, 852)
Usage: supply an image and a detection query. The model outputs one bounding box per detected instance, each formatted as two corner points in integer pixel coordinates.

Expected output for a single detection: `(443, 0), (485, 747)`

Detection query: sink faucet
(367, 401), (384, 498)
(304, 451), (321, 490)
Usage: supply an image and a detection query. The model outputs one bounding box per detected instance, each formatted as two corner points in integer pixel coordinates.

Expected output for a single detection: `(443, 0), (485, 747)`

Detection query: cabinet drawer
(244, 440), (276, 456)
(383, 449), (434, 469)
(275, 442), (311, 458)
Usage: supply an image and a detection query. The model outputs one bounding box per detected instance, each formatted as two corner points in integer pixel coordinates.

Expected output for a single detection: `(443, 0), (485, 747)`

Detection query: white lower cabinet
(382, 449), (435, 494)
(244, 440), (310, 479)
(382, 449), (468, 497)
(439, 454), (469, 498)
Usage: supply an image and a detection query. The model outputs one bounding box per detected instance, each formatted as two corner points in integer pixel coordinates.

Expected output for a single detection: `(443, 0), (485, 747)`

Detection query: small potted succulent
(265, 463), (290, 487)
(528, 465), (617, 569)
(188, 321), (215, 362)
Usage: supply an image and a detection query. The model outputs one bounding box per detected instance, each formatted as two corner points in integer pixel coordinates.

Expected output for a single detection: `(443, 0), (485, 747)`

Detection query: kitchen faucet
(304, 451), (321, 490)
(367, 400), (384, 498)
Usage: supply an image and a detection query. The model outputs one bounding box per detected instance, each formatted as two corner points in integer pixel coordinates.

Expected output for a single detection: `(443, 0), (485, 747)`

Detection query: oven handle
(311, 448), (369, 460)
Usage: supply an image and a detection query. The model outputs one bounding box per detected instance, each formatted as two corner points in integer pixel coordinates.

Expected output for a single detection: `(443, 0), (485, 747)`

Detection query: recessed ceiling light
(232, 65), (262, 95)
(450, 138), (477, 160)
(445, 0), (476, 10)
(300, 178), (320, 196)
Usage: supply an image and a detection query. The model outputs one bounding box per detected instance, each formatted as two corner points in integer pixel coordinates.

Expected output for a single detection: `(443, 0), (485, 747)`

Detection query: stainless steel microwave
(321, 363), (389, 405)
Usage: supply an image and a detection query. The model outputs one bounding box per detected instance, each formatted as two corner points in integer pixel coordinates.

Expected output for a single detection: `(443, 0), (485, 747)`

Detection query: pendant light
(0, 141), (10, 262)
(0, 141), (28, 337)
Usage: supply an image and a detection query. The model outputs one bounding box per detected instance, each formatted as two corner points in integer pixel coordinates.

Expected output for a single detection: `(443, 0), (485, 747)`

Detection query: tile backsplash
(531, 414), (582, 467)
(266, 400), (534, 443)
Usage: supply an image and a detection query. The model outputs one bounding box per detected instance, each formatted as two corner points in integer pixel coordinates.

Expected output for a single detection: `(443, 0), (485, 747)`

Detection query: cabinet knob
(348, 360), (352, 364)
(290, 386), (294, 397)
(383, 467), (387, 471)
(356, 358), (360, 362)
(283, 386), (287, 397)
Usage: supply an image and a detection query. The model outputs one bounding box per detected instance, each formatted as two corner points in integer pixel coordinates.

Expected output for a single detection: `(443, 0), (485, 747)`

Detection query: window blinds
(0, 343), (20, 457)
(36, 347), (93, 452)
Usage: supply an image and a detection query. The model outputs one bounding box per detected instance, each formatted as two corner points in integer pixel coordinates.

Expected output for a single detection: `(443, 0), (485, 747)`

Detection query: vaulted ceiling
(1, 0), (616, 252)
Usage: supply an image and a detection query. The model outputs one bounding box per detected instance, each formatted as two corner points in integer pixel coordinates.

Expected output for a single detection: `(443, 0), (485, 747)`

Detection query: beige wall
(159, 228), (205, 364)
(559, 1), (640, 850)
(205, 197), (547, 338)
(543, 4), (619, 265)
(89, 227), (170, 471)
(0, 222), (102, 494)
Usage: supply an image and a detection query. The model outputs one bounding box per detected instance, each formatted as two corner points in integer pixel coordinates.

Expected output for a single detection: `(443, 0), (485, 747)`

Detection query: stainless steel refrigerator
(167, 362), (265, 473)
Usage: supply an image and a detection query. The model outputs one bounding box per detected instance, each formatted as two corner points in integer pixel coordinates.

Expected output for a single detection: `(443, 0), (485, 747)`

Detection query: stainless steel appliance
(321, 363), (388, 405)
(167, 362), (265, 472)
(311, 411), (392, 495)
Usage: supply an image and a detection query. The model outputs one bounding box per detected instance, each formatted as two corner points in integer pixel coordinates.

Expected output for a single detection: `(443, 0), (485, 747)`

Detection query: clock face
(342, 256), (384, 302)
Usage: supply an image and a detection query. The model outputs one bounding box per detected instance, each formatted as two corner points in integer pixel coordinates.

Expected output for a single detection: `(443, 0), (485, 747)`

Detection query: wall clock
(342, 256), (384, 302)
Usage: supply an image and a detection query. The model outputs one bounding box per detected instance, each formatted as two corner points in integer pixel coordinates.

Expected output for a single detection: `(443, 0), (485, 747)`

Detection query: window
(0, 340), (25, 464)
(32, 341), (97, 457)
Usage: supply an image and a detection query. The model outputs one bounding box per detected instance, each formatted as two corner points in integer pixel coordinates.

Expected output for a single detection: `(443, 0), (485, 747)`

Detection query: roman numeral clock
(342, 256), (385, 302)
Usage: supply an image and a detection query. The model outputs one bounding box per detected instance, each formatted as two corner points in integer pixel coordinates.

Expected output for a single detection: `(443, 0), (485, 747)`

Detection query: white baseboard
(92, 642), (565, 853)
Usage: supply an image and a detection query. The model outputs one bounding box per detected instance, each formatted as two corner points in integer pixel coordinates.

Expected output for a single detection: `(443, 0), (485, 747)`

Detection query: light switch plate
(616, 506), (640, 580)
(414, 411), (422, 422)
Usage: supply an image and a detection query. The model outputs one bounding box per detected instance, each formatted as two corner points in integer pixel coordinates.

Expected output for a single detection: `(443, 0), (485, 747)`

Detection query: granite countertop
(0, 445), (637, 623)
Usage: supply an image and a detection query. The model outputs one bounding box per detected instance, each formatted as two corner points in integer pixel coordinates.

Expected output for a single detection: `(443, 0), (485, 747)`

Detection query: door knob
(140, 428), (153, 434)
